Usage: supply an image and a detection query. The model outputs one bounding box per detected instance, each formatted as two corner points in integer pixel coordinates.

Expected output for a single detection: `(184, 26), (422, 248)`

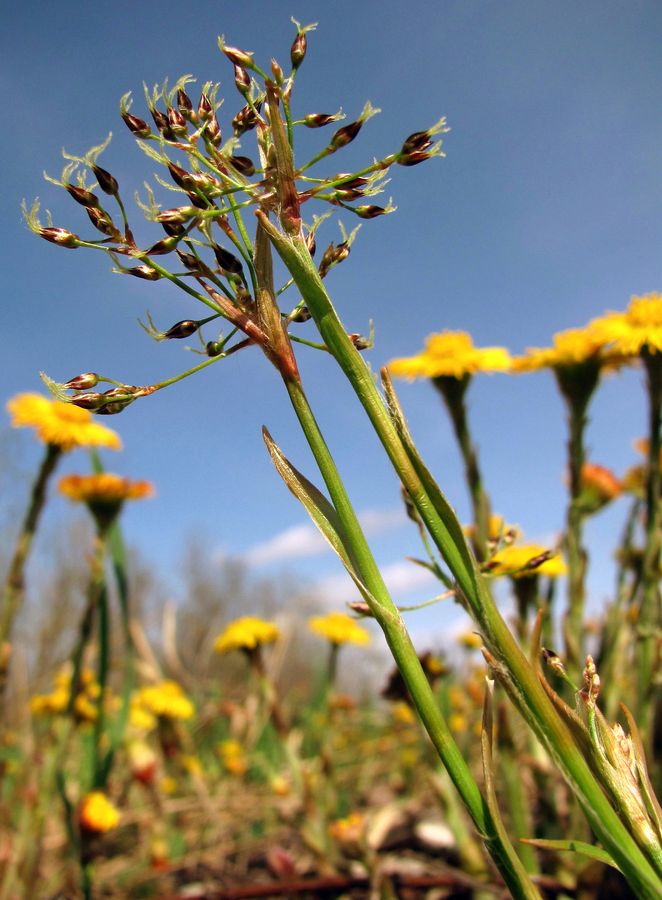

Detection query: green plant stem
(68, 534), (107, 720)
(433, 376), (491, 561)
(92, 525), (111, 788)
(283, 374), (541, 899)
(262, 220), (662, 896)
(562, 393), (590, 672)
(0, 443), (62, 706)
(639, 351), (662, 736)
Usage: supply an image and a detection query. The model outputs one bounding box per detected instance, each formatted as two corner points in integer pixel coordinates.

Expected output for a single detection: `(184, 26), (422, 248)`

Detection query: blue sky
(2, 2), (661, 642)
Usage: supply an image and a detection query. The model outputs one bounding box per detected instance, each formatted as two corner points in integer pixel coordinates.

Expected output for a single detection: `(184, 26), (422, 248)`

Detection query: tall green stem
(0, 443), (62, 705)
(283, 375), (541, 899)
(638, 351), (662, 736)
(261, 219), (662, 895)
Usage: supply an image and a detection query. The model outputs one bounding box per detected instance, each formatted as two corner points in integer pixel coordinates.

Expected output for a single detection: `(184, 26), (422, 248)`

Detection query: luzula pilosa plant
(22, 23), (662, 897)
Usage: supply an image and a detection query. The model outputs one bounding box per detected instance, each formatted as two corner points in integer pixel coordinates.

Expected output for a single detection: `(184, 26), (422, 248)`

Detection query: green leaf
(519, 838), (620, 871)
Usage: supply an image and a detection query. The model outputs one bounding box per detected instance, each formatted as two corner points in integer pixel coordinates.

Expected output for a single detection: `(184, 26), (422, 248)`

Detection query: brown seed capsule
(330, 119), (362, 150)
(305, 231), (316, 256)
(397, 150), (432, 167)
(97, 401), (130, 416)
(91, 165), (119, 196)
(333, 188), (364, 202)
(401, 130), (433, 155)
(39, 227), (80, 248)
(150, 107), (169, 133)
(164, 320), (198, 339)
(146, 236), (180, 255)
(206, 341), (223, 357)
(126, 265), (160, 280)
(176, 250), (202, 270)
(167, 163), (195, 191)
(354, 204), (387, 219)
(65, 184), (100, 208)
(205, 114), (222, 146)
(198, 92), (213, 121)
(156, 206), (197, 224)
(233, 64), (251, 96)
(70, 391), (106, 410)
(349, 332), (371, 350)
(213, 245), (243, 275)
(303, 112), (340, 128)
(177, 88), (194, 118)
(222, 44), (254, 68)
(290, 32), (307, 70)
(229, 155), (255, 176)
(271, 58), (284, 84)
(334, 174), (369, 190)
(291, 306), (311, 323)
(121, 112), (151, 137)
(232, 102), (261, 136)
(86, 207), (120, 239)
(167, 106), (187, 135)
(161, 221), (186, 237)
(63, 372), (100, 391)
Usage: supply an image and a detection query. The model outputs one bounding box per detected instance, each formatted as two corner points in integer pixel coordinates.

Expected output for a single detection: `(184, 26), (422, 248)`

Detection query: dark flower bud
(161, 220), (186, 237)
(290, 32), (307, 70)
(97, 401), (129, 415)
(186, 190), (210, 209)
(291, 305), (311, 323)
(176, 250), (202, 270)
(92, 165), (119, 196)
(70, 391), (106, 410)
(156, 206), (197, 224)
(335, 174), (369, 190)
(349, 332), (371, 350)
(213, 244), (244, 274)
(198, 92), (213, 121)
(146, 236), (180, 255)
(229, 155), (255, 176)
(303, 112), (340, 128)
(85, 207), (120, 239)
(126, 265), (160, 280)
(121, 112), (151, 137)
(65, 184), (100, 208)
(206, 341), (223, 357)
(233, 64), (251, 96)
(232, 102), (261, 137)
(63, 372), (99, 391)
(168, 163), (195, 191)
(177, 88), (194, 119)
(40, 227), (79, 248)
(318, 241), (349, 278)
(149, 107), (169, 131)
(167, 106), (187, 135)
(305, 231), (316, 256)
(333, 188), (364, 202)
(271, 58), (284, 84)
(401, 130), (433, 155)
(397, 150), (431, 167)
(222, 44), (254, 68)
(164, 319), (198, 339)
(354, 204), (388, 219)
(330, 119), (363, 150)
(205, 114), (222, 146)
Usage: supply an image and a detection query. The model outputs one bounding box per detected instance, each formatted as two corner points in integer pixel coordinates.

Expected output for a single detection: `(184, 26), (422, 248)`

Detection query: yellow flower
(218, 739), (248, 775)
(328, 812), (365, 845)
(214, 616), (280, 653)
(79, 792), (120, 834)
(391, 701), (416, 725)
(578, 462), (622, 513)
(487, 544), (567, 578)
(160, 776), (177, 796)
(464, 514), (519, 544)
(388, 331), (511, 380)
(7, 393), (121, 451)
(590, 293), (662, 356)
(308, 611), (371, 645)
(58, 473), (154, 504)
(457, 631), (483, 650)
(511, 326), (611, 373)
(135, 681), (194, 721)
(179, 753), (203, 776)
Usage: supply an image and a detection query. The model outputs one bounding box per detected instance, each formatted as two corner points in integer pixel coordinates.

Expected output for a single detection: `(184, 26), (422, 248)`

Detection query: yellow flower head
(487, 544), (567, 579)
(578, 462), (622, 513)
(590, 293), (662, 356)
(58, 473), (154, 504)
(308, 611), (371, 646)
(218, 739), (248, 775)
(388, 331), (511, 380)
(134, 681), (194, 721)
(214, 616), (280, 654)
(79, 792), (120, 834)
(511, 326), (610, 373)
(7, 393), (121, 451)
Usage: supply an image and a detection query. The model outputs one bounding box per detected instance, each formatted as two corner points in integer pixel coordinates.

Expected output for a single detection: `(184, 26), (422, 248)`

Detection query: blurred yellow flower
(511, 326), (609, 373)
(329, 812), (365, 845)
(448, 713), (468, 734)
(79, 792), (120, 834)
(160, 776), (177, 796)
(457, 631), (483, 650)
(58, 473), (154, 504)
(308, 611), (371, 645)
(591, 292), (662, 356)
(389, 331), (510, 380)
(7, 393), (121, 451)
(218, 739), (248, 775)
(179, 753), (203, 776)
(391, 700), (416, 725)
(29, 666), (100, 722)
(135, 681), (194, 721)
(214, 616), (280, 653)
(487, 544), (567, 578)
(578, 462), (622, 512)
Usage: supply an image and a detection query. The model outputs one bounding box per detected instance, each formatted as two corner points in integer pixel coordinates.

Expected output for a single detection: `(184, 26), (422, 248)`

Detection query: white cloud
(239, 507), (408, 567)
(314, 558), (436, 604)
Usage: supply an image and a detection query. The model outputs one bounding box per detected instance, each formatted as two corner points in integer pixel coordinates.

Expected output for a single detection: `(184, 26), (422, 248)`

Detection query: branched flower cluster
(24, 19), (447, 415)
